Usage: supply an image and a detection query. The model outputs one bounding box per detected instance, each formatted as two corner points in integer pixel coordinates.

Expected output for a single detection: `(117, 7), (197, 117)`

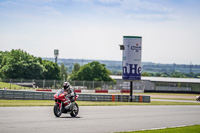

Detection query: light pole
(119, 44), (124, 75)
(63, 74), (65, 82)
(54, 49), (59, 64)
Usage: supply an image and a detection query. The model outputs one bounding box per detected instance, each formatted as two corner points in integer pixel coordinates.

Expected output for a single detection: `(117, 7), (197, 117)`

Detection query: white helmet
(63, 82), (70, 91)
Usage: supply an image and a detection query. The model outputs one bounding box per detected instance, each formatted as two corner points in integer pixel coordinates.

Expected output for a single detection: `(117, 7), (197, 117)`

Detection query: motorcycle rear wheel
(54, 104), (62, 117)
(70, 102), (79, 117)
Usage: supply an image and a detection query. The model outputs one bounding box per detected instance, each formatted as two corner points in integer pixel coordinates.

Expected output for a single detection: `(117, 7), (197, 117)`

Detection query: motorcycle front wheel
(70, 102), (79, 117)
(54, 104), (62, 117)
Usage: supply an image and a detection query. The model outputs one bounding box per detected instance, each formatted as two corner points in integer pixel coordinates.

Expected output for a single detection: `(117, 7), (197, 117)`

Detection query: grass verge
(0, 82), (30, 90)
(138, 93), (199, 96)
(0, 100), (200, 107)
(152, 98), (195, 101)
(117, 125), (200, 133)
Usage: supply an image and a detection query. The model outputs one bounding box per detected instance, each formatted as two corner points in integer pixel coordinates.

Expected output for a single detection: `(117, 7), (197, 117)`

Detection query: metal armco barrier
(0, 90), (150, 102)
(0, 90), (54, 100)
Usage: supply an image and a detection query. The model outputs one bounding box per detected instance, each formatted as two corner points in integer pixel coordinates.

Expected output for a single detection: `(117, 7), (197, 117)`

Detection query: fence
(0, 90), (151, 102)
(0, 79), (145, 91)
(1, 79), (200, 93)
(146, 82), (200, 93)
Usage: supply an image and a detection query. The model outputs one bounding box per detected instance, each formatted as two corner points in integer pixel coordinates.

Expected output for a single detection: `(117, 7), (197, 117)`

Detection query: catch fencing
(0, 79), (117, 90)
(1, 78), (199, 93)
(0, 90), (151, 102)
(0, 79), (145, 92)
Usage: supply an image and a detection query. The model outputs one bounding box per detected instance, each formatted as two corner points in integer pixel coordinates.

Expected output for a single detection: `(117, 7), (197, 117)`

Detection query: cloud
(72, 0), (92, 3)
(89, 0), (175, 21)
(39, 6), (63, 15)
(125, 13), (179, 21)
(94, 0), (173, 13)
(98, 0), (121, 3)
(0, 0), (174, 20)
(96, 0), (121, 6)
(0, 0), (64, 18)
(128, 0), (173, 13)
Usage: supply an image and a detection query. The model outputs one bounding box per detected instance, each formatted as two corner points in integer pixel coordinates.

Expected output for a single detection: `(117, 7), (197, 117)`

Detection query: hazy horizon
(42, 57), (200, 65)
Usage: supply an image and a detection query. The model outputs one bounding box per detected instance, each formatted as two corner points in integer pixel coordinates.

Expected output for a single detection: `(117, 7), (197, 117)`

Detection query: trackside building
(110, 75), (200, 93)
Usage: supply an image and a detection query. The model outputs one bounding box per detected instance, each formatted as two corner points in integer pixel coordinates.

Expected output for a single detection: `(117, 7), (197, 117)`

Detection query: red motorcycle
(54, 89), (79, 117)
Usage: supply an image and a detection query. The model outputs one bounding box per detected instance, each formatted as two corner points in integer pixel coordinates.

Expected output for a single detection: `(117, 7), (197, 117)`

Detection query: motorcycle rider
(62, 82), (76, 110)
(196, 96), (200, 101)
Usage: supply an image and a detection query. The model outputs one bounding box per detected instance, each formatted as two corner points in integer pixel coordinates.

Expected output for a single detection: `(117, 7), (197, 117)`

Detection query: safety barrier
(36, 89), (52, 92)
(33, 89), (144, 93)
(74, 89), (143, 93)
(0, 90), (150, 102)
(0, 90), (54, 100)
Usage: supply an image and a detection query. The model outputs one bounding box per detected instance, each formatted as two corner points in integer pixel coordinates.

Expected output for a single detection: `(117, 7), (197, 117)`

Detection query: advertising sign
(122, 36), (142, 80)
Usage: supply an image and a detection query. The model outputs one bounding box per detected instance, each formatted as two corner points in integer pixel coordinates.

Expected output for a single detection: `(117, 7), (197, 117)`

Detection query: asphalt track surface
(0, 106), (200, 133)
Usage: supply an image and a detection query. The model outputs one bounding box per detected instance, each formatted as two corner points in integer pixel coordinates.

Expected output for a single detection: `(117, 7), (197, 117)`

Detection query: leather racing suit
(60, 86), (75, 110)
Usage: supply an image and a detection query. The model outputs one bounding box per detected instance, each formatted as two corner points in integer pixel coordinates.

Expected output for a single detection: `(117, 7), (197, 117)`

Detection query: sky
(0, 0), (200, 64)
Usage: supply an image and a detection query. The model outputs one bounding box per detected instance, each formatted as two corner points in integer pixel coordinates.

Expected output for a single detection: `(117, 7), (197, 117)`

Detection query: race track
(0, 106), (200, 133)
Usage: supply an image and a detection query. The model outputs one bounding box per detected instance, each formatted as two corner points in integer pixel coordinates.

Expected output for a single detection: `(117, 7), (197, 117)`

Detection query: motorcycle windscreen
(56, 89), (63, 97)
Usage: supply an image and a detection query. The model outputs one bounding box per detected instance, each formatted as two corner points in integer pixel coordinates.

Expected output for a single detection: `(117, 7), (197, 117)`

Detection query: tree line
(141, 71), (200, 78)
(68, 62), (115, 82)
(5, 49), (198, 80)
(0, 49), (115, 82)
(0, 49), (60, 79)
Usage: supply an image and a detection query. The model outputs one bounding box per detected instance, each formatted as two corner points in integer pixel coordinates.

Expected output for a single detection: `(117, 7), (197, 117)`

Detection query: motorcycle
(54, 89), (79, 117)
(196, 96), (200, 102)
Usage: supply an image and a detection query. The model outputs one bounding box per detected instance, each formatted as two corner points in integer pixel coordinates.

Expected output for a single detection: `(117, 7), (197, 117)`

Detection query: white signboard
(122, 36), (142, 80)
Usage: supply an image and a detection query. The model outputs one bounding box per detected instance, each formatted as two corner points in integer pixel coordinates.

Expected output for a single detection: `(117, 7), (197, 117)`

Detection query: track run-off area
(0, 106), (200, 133)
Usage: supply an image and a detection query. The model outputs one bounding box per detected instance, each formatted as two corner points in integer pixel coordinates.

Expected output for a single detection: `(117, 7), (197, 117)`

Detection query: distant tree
(69, 63), (80, 81)
(116, 71), (122, 75)
(73, 63), (81, 72)
(72, 61), (115, 82)
(171, 71), (187, 78)
(142, 72), (150, 76)
(195, 73), (200, 78)
(60, 63), (68, 81)
(155, 73), (161, 77)
(42, 60), (60, 79)
(0, 51), (7, 78)
(185, 72), (195, 78)
(160, 72), (169, 77)
(0, 49), (45, 79)
(0, 49), (60, 79)
(110, 69), (122, 75)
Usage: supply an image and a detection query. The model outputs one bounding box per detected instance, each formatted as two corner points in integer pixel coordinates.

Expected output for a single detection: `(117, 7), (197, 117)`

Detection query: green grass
(137, 93), (199, 96)
(109, 93), (198, 101)
(137, 93), (199, 101)
(78, 101), (200, 106)
(152, 98), (195, 101)
(0, 100), (200, 107)
(112, 93), (199, 97)
(0, 82), (31, 90)
(0, 100), (53, 106)
(118, 125), (200, 133)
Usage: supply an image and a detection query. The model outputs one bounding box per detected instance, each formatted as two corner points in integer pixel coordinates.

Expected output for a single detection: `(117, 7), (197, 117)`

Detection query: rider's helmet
(63, 82), (70, 91)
